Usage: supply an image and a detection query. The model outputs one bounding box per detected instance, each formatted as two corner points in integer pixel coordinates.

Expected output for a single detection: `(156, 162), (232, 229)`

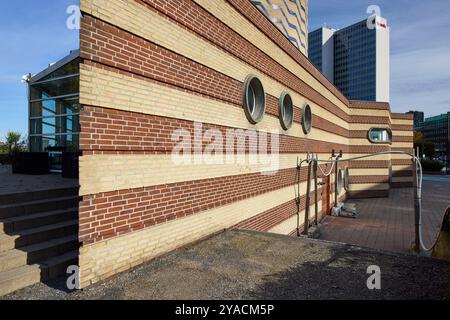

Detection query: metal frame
(243, 75), (266, 124)
(29, 50), (80, 84)
(301, 104), (313, 134)
(367, 127), (393, 145)
(278, 91), (294, 130)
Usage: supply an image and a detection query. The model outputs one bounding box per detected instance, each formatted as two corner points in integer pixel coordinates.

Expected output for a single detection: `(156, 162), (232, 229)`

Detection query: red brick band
(350, 175), (389, 184)
(80, 105), (353, 154)
(391, 113), (413, 120)
(349, 100), (390, 110)
(348, 161), (389, 169)
(392, 125), (413, 131)
(393, 170), (413, 178)
(393, 136), (414, 143)
(79, 166), (329, 244)
(233, 188), (319, 232)
(392, 159), (413, 166)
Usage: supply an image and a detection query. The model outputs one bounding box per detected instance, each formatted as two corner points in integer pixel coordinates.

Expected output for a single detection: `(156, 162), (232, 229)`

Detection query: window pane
(30, 74), (79, 100)
(368, 128), (392, 144)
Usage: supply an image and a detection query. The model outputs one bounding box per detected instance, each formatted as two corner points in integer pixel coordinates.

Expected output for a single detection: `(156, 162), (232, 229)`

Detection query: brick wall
(77, 0), (413, 287)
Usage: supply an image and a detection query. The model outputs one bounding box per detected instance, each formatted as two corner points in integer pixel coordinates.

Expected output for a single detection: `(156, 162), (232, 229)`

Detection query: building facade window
(278, 92), (294, 130)
(368, 128), (392, 144)
(28, 53), (80, 172)
(243, 75), (266, 124)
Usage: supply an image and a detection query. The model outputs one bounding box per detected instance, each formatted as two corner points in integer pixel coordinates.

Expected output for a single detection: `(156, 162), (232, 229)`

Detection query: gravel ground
(3, 230), (450, 300)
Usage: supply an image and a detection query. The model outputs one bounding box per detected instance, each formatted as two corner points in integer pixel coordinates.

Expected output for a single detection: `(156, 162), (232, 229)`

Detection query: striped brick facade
(77, 0), (413, 287)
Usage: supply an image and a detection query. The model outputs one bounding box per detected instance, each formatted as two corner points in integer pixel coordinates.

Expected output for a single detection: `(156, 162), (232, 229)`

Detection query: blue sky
(0, 1), (449, 139)
(308, 0), (450, 117)
(0, 0), (79, 139)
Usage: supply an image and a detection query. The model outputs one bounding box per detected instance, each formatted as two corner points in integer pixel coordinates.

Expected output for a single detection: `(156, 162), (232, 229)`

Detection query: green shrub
(420, 160), (444, 172)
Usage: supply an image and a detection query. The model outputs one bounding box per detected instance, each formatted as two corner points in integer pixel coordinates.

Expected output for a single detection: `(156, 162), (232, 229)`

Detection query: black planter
(0, 154), (11, 165)
(62, 152), (81, 179)
(12, 152), (50, 175)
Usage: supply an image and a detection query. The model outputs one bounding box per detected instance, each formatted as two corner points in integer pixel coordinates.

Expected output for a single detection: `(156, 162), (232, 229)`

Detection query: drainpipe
(313, 154), (319, 225)
(334, 151), (342, 207)
(303, 156), (312, 235)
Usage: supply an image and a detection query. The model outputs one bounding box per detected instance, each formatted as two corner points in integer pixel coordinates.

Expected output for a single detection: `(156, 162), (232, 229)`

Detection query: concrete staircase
(0, 187), (79, 296)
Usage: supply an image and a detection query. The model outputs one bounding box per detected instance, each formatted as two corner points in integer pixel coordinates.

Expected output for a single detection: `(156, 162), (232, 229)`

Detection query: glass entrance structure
(28, 50), (80, 172)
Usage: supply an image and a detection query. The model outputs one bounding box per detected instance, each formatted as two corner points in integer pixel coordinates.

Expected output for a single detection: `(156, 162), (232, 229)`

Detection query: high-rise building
(309, 16), (390, 102)
(422, 113), (450, 160)
(407, 110), (425, 130)
(251, 0), (309, 56)
(308, 27), (335, 81)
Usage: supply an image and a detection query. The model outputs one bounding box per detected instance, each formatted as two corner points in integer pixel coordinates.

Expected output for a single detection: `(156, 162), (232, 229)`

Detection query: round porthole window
(243, 75), (266, 124)
(301, 104), (312, 134)
(344, 167), (350, 192)
(278, 92), (294, 130)
(337, 168), (343, 194)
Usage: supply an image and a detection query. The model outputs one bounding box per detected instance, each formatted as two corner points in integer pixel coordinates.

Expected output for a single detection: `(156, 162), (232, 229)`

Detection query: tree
(413, 131), (424, 148)
(4, 131), (23, 155)
(413, 131), (435, 159)
(423, 141), (435, 158)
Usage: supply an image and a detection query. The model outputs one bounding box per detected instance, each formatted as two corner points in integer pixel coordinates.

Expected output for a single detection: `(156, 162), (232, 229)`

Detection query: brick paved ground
(320, 176), (450, 254)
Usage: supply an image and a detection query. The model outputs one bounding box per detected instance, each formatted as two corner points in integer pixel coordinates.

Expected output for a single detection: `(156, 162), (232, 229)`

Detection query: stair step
(0, 207), (78, 234)
(0, 196), (79, 219)
(41, 250), (79, 281)
(0, 235), (78, 272)
(0, 187), (78, 206)
(0, 250), (78, 297)
(0, 264), (41, 297)
(0, 220), (78, 252)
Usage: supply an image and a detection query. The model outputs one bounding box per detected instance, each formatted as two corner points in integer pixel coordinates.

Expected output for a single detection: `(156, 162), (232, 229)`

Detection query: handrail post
(313, 155), (319, 225)
(334, 157), (339, 207)
(413, 150), (421, 253)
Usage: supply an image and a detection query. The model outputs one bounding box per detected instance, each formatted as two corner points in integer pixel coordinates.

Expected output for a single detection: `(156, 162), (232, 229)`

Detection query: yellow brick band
(79, 184), (304, 287)
(268, 202), (321, 235)
(80, 64), (349, 145)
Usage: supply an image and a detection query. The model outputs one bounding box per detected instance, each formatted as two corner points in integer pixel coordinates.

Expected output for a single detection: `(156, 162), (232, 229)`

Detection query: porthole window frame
(301, 103), (313, 135)
(367, 127), (393, 145)
(243, 75), (266, 124)
(278, 91), (294, 130)
(336, 168), (343, 195)
(344, 167), (350, 192)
